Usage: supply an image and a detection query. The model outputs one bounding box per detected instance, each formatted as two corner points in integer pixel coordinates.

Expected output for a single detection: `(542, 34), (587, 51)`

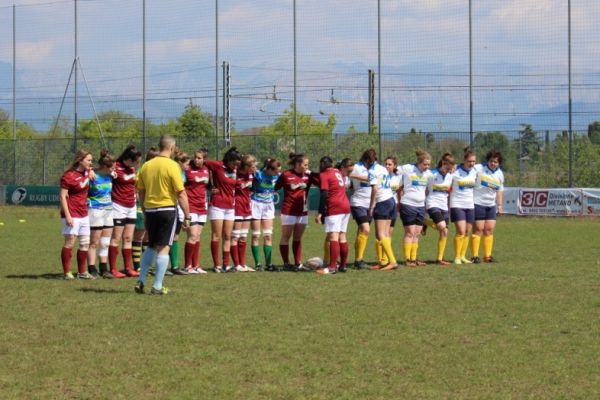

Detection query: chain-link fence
(1, 1), (600, 187)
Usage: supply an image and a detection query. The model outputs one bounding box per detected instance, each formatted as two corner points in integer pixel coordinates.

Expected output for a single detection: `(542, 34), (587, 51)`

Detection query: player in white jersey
(349, 148), (377, 269)
(471, 150), (505, 263)
(449, 148), (477, 264)
(426, 153), (456, 265)
(398, 150), (432, 266)
(367, 156), (399, 270)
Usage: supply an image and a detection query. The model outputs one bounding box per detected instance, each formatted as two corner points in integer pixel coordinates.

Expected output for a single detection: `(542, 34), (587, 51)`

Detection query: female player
(183, 148), (210, 274)
(367, 154), (399, 270)
(316, 156), (351, 274)
(426, 153), (456, 265)
(205, 147), (242, 273)
(276, 153), (314, 272)
(109, 144), (142, 278)
(231, 154), (256, 272)
(450, 148), (478, 264)
(349, 149), (377, 269)
(251, 158), (281, 272)
(59, 149), (94, 280)
(169, 151), (191, 275)
(373, 156), (402, 267)
(471, 150), (505, 263)
(398, 149), (432, 266)
(87, 149), (115, 278)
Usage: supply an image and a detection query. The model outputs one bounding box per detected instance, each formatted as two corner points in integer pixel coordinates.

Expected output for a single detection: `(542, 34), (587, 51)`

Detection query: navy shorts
(427, 207), (449, 226)
(390, 202), (398, 227)
(400, 204), (426, 226)
(373, 197), (396, 220)
(475, 204), (497, 221)
(450, 207), (475, 223)
(351, 206), (372, 224)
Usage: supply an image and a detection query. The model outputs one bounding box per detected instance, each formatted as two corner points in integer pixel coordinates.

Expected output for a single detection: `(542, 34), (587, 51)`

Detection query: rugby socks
(139, 248), (157, 284)
(339, 242), (349, 268)
(380, 238), (397, 264)
(231, 243), (239, 266)
(410, 242), (418, 262)
(264, 245), (273, 266)
(132, 241), (143, 270)
(223, 250), (231, 267)
(280, 243), (290, 264)
(210, 240), (220, 267)
(169, 241), (179, 269)
(108, 245), (119, 271)
(251, 245), (261, 266)
(355, 232), (369, 261)
(461, 235), (470, 259)
(99, 262), (108, 275)
(153, 254), (169, 290)
(403, 241), (412, 262)
(77, 250), (88, 274)
(61, 247), (72, 273)
(470, 234), (481, 258)
(194, 242), (201, 268)
(238, 240), (247, 266)
(292, 240), (302, 265)
(437, 236), (447, 261)
(483, 235), (494, 258)
(122, 248), (134, 271)
(184, 242), (194, 268)
(328, 240), (340, 269)
(454, 235), (464, 261)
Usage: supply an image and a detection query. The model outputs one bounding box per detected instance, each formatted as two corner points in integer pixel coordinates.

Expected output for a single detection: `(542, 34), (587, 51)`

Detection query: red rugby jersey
(319, 168), (350, 216)
(234, 172), (253, 217)
(204, 160), (236, 209)
(275, 169), (312, 216)
(185, 165), (209, 215)
(60, 169), (90, 218)
(112, 161), (137, 207)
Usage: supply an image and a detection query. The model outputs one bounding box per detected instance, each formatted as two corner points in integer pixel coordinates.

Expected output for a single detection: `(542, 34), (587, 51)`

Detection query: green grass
(1, 206), (600, 399)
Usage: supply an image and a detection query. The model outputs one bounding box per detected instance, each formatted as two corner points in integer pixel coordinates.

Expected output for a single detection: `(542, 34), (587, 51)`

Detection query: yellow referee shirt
(136, 155), (184, 209)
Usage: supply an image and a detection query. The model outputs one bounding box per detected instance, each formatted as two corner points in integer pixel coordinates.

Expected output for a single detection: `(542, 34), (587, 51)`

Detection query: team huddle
(59, 135), (505, 293)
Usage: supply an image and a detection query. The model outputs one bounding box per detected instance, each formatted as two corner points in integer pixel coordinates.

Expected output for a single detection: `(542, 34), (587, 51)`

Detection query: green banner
(5, 185), (60, 206)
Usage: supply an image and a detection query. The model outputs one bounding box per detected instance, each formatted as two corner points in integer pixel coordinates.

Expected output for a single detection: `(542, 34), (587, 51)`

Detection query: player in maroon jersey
(108, 145), (142, 278)
(276, 153), (314, 271)
(183, 148), (210, 274)
(316, 156), (352, 274)
(204, 147), (242, 272)
(231, 154), (257, 272)
(59, 149), (94, 280)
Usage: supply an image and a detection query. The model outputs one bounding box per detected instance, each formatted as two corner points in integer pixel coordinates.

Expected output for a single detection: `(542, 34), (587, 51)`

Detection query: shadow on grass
(5, 273), (64, 280)
(78, 287), (129, 294)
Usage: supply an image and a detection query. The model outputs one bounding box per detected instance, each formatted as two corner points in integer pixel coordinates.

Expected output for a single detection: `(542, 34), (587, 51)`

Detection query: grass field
(1, 206), (600, 399)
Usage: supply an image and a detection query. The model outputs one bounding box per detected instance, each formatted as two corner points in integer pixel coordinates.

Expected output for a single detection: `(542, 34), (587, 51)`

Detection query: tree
(261, 106), (336, 137)
(176, 102), (213, 138)
(587, 121), (600, 145)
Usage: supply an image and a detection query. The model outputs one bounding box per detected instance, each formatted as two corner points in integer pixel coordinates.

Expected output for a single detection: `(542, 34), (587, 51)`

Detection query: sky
(1, 0), (600, 133)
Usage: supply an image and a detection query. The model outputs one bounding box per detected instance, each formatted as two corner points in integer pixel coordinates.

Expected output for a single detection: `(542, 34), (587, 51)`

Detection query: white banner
(518, 188), (583, 216)
(582, 188), (600, 216)
(502, 187), (519, 215)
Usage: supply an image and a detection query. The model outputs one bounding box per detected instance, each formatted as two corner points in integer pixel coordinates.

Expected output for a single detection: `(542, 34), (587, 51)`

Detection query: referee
(134, 135), (190, 295)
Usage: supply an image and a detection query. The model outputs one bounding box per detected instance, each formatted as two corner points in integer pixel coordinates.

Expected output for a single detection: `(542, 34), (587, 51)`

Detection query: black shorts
(427, 207), (450, 226)
(144, 207), (177, 248)
(351, 206), (372, 225)
(373, 197), (396, 220)
(400, 204), (426, 226)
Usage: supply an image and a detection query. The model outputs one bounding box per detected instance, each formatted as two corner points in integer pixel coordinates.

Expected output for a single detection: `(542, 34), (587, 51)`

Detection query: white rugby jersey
(426, 168), (453, 211)
(473, 163), (504, 207)
(398, 163), (431, 207)
(390, 173), (402, 203)
(449, 164), (477, 209)
(350, 161), (374, 208)
(368, 163), (395, 203)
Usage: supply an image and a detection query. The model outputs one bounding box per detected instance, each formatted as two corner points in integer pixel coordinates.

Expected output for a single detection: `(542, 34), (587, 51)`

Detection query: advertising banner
(5, 185), (60, 206)
(502, 187), (519, 215)
(582, 188), (600, 216)
(518, 188), (583, 216)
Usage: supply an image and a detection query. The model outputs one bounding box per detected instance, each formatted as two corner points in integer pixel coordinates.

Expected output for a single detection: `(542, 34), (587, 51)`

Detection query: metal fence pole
(214, 0), (219, 160)
(469, 0), (473, 147)
(377, 0), (382, 156)
(13, 4), (17, 184)
(142, 0), (147, 153)
(568, 0), (573, 187)
(293, 0), (297, 152)
(74, 0), (78, 151)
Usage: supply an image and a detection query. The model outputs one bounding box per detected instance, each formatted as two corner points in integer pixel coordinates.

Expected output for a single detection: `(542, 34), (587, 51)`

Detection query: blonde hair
(240, 154), (257, 172)
(415, 149), (431, 164)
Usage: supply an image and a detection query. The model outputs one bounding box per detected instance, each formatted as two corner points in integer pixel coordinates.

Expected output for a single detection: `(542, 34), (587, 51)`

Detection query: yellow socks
(380, 238), (397, 264)
(403, 242), (412, 261)
(437, 236), (447, 261)
(483, 235), (494, 258)
(355, 232), (369, 261)
(471, 234), (481, 258)
(454, 235), (464, 261)
(410, 242), (418, 261)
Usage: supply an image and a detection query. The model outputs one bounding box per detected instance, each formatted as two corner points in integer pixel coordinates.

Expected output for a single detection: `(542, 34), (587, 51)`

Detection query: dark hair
(288, 152), (307, 167)
(385, 156), (398, 166)
(360, 148), (377, 166)
(263, 157), (281, 171)
(319, 156), (333, 172)
(174, 150), (190, 164)
(437, 152), (455, 169)
(222, 146), (242, 165)
(486, 149), (503, 165)
(145, 146), (159, 162)
(335, 157), (354, 170)
(117, 144), (142, 163)
(98, 149), (114, 169)
(463, 146), (476, 161)
(195, 147), (209, 157)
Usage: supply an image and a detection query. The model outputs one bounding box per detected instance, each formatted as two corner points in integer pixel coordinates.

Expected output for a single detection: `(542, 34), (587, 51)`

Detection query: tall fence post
(293, 0), (298, 152)
(13, 4), (17, 184)
(568, 0), (573, 187)
(142, 0), (147, 154)
(377, 0), (382, 157)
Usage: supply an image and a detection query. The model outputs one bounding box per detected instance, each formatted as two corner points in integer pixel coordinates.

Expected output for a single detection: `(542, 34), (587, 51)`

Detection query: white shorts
(191, 212), (207, 224)
(281, 214), (308, 226)
(89, 208), (114, 228)
(209, 206), (235, 221)
(235, 214), (253, 221)
(324, 213), (350, 233)
(112, 202), (137, 220)
(251, 200), (275, 220)
(62, 216), (91, 237)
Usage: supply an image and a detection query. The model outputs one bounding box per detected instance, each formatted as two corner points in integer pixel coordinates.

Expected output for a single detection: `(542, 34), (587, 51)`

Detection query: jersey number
(335, 172), (344, 187)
